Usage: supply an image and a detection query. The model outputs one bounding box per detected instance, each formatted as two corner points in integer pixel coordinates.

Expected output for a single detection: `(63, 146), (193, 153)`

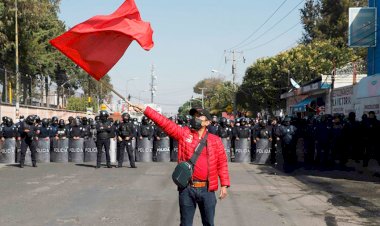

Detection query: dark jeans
(117, 139), (135, 167)
(179, 186), (216, 226)
(96, 138), (110, 167)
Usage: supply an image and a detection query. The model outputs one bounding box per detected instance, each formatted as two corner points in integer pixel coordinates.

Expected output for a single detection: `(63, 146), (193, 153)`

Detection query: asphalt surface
(0, 162), (379, 226)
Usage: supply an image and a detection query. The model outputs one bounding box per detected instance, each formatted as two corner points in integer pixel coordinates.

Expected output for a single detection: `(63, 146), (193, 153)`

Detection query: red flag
(50, 0), (154, 80)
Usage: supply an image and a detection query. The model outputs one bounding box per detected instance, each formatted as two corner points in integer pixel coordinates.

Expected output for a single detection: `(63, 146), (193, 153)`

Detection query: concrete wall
(0, 103), (91, 121)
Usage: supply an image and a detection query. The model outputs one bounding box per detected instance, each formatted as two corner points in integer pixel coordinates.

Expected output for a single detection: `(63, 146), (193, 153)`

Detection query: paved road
(0, 162), (379, 226)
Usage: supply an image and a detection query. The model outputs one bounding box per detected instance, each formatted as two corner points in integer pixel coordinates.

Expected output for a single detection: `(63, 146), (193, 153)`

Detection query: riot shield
(84, 138), (97, 162)
(0, 138), (16, 164)
(131, 139), (137, 162)
(15, 140), (21, 163)
(51, 138), (69, 163)
(156, 138), (170, 162)
(171, 139), (178, 162)
(69, 138), (84, 163)
(221, 138), (231, 162)
(36, 137), (50, 163)
(275, 139), (283, 169)
(234, 138), (251, 163)
(136, 137), (153, 162)
(253, 139), (271, 165)
(110, 138), (117, 163)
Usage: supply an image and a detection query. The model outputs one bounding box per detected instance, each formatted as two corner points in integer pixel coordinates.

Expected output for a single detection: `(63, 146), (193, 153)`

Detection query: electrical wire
(236, 0), (304, 50)
(227, 0), (288, 50)
(244, 22), (300, 51)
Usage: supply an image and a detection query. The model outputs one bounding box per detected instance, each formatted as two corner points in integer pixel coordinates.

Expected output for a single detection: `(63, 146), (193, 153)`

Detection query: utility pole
(330, 60), (336, 115)
(4, 67), (8, 103)
(15, 0), (20, 118)
(199, 88), (207, 109)
(150, 64), (157, 104)
(225, 50), (245, 118)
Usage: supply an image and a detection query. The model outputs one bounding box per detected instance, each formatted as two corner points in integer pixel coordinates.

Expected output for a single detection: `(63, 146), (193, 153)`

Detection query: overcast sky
(58, 0), (304, 114)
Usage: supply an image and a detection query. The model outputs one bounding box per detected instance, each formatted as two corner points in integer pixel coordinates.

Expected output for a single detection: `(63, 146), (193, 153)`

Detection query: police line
(0, 137), (273, 164)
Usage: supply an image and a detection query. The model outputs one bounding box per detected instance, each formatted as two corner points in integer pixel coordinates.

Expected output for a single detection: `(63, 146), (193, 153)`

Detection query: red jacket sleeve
(144, 106), (186, 141)
(215, 137), (230, 187)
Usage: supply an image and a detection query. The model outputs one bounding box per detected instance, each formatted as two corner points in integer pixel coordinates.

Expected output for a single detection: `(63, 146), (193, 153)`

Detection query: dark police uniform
(96, 119), (112, 168)
(19, 116), (38, 168)
(117, 120), (136, 168)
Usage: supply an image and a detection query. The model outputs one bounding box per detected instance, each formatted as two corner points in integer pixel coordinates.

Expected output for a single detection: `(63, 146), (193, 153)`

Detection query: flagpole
(97, 78), (142, 113)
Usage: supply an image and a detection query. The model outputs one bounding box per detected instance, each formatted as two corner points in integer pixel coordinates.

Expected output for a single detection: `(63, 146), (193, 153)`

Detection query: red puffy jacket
(144, 107), (230, 191)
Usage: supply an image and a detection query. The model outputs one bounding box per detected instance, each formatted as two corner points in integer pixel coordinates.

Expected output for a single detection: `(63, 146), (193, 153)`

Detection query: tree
(0, 1), (113, 109)
(300, 0), (368, 47)
(239, 39), (359, 115)
(178, 78), (235, 116)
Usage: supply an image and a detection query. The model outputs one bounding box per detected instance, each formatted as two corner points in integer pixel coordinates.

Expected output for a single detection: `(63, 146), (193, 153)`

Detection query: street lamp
(126, 77), (139, 99)
(124, 77), (139, 112)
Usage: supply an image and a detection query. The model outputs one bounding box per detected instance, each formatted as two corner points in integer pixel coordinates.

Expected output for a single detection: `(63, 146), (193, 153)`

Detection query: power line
(236, 0), (304, 50)
(244, 22), (300, 51)
(227, 0), (288, 50)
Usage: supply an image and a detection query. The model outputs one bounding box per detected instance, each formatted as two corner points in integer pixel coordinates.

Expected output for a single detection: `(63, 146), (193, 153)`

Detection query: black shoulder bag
(172, 133), (208, 189)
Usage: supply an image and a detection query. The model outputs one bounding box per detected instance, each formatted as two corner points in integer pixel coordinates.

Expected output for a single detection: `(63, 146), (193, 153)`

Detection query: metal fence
(0, 67), (83, 109)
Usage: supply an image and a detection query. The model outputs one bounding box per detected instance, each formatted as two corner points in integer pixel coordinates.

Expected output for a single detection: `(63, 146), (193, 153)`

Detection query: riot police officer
(56, 119), (68, 140)
(234, 118), (251, 139)
(139, 116), (154, 140)
(89, 118), (97, 142)
(69, 118), (83, 139)
(254, 120), (272, 143)
(208, 116), (219, 135)
(280, 117), (298, 172)
(38, 118), (52, 139)
(271, 117), (282, 165)
(81, 117), (91, 139)
(2, 117), (18, 141)
(96, 110), (112, 168)
(217, 117), (232, 139)
(19, 115), (38, 168)
(50, 117), (59, 138)
(117, 113), (136, 168)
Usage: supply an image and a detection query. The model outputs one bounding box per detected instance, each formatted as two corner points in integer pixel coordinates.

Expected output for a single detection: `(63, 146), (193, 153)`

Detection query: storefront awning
(291, 97), (313, 112)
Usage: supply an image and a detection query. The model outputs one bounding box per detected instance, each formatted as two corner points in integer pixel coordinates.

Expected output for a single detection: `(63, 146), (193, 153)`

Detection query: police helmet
(74, 117), (81, 126)
(42, 118), (49, 127)
(99, 110), (109, 121)
(122, 112), (130, 122)
(141, 116), (148, 124)
(82, 117), (88, 125)
(68, 116), (74, 123)
(219, 117), (227, 126)
(7, 117), (13, 126)
(58, 119), (65, 127)
(51, 116), (58, 124)
(34, 115), (41, 124)
(26, 115), (35, 125)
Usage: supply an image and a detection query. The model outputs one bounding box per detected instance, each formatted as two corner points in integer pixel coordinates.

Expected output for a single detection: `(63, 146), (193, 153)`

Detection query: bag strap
(188, 133), (208, 165)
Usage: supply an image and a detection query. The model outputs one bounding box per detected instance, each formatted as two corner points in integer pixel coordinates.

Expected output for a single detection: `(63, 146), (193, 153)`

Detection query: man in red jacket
(133, 104), (230, 226)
